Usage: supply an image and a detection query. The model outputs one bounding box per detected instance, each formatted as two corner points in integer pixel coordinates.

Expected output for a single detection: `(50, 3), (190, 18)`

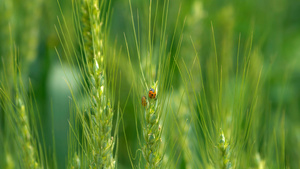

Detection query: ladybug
(141, 96), (147, 107)
(148, 88), (156, 99)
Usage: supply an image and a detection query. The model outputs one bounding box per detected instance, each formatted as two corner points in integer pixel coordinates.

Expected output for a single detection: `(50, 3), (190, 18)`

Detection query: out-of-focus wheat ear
(70, 153), (81, 169)
(177, 90), (193, 169)
(5, 153), (15, 169)
(16, 95), (40, 169)
(19, 0), (43, 72)
(255, 153), (266, 169)
(0, 0), (13, 77)
(218, 129), (232, 169)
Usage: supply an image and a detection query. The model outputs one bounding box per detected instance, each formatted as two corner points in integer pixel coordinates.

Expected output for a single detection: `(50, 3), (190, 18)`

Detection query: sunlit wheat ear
(16, 96), (39, 169)
(5, 153), (15, 169)
(142, 82), (163, 169)
(218, 129), (232, 169)
(80, 0), (115, 168)
(70, 153), (81, 169)
(255, 153), (266, 169)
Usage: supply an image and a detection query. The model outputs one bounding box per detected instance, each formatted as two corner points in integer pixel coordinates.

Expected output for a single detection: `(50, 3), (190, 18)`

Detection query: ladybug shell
(141, 96), (147, 106)
(148, 88), (156, 99)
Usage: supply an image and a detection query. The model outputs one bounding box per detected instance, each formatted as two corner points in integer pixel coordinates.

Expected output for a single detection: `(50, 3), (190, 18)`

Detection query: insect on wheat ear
(142, 96), (147, 107)
(148, 88), (156, 99)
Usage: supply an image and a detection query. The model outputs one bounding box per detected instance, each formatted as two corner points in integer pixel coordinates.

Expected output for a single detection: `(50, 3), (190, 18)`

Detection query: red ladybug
(148, 88), (156, 99)
(141, 96), (147, 106)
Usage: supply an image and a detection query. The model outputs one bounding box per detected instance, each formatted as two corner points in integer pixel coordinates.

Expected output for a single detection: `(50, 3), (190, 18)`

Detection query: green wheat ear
(0, 56), (43, 168)
(70, 153), (81, 169)
(16, 96), (40, 169)
(142, 82), (163, 169)
(5, 153), (15, 169)
(80, 0), (115, 168)
(218, 129), (232, 169)
(19, 0), (42, 71)
(255, 153), (266, 169)
(57, 0), (117, 167)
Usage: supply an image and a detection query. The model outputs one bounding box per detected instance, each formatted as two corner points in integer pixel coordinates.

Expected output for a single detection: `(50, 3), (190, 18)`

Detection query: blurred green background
(1, 0), (299, 168)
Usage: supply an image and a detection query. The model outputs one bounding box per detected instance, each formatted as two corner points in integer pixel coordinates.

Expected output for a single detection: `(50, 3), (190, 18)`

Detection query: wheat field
(0, 0), (299, 168)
